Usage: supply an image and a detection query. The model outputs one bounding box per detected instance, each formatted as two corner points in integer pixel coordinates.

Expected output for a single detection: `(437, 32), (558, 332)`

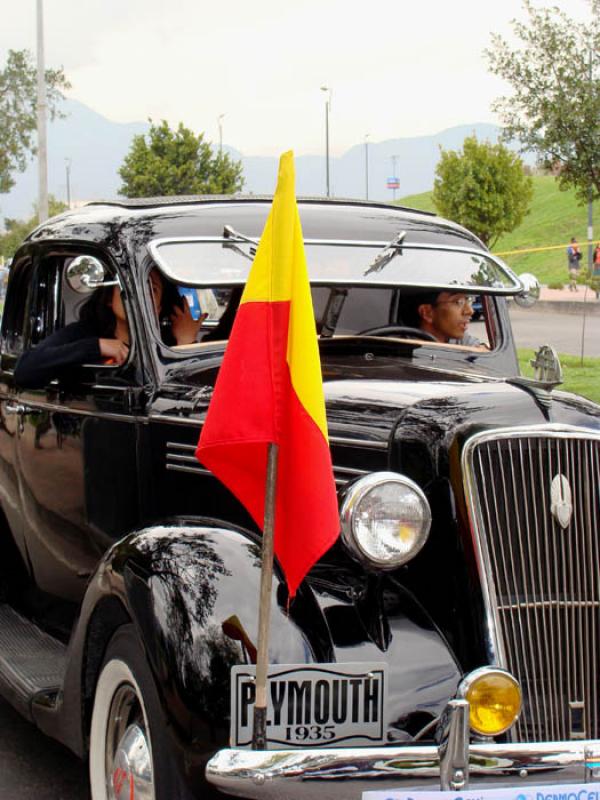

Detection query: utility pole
(587, 47), (594, 271)
(364, 134), (370, 200)
(391, 154), (399, 201)
(218, 113), (225, 156)
(320, 87), (331, 197)
(65, 158), (71, 208)
(36, 0), (49, 223)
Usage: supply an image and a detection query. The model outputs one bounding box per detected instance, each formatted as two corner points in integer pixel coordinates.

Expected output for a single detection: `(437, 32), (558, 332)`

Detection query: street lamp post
(364, 134), (370, 200)
(218, 113), (225, 156)
(36, 0), (48, 223)
(391, 154), (399, 201)
(320, 86), (331, 198)
(65, 158), (71, 208)
(587, 47), (594, 271)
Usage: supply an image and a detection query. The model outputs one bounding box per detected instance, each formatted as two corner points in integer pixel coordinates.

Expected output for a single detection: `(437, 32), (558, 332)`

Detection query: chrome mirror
(65, 255), (120, 294)
(514, 273), (540, 308)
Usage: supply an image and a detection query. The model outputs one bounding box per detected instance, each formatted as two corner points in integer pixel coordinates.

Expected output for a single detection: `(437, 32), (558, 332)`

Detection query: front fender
(116, 522), (318, 751)
(34, 519), (462, 783)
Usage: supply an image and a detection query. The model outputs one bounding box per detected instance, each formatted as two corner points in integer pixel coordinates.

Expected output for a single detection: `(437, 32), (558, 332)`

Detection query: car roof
(26, 196), (486, 256)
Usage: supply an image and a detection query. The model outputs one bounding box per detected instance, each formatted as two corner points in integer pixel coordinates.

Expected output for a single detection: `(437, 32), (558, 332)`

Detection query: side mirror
(514, 273), (540, 308)
(65, 255), (120, 294)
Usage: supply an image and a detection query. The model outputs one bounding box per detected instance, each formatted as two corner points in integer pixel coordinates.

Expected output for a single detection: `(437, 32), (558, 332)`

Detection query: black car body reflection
(0, 196), (599, 800)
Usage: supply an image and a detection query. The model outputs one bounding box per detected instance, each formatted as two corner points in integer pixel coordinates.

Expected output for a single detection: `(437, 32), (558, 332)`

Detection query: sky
(1, 0), (594, 157)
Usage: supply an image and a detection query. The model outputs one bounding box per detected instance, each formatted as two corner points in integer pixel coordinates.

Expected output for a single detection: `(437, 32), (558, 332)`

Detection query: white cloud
(1, 0), (593, 155)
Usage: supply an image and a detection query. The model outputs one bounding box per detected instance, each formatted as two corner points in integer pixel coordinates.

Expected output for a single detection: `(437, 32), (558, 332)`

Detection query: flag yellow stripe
(239, 152), (328, 440)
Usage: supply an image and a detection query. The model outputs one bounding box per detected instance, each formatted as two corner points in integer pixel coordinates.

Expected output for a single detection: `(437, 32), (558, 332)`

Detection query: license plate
(230, 662), (387, 748)
(363, 782), (600, 800)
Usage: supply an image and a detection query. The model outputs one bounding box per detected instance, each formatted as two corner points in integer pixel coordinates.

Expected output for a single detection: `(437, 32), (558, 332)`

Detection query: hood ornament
(551, 473), (573, 529)
(530, 345), (563, 388)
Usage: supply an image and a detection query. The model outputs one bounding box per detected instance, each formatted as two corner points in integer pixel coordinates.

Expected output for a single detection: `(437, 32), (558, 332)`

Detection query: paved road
(0, 696), (89, 800)
(509, 305), (600, 357)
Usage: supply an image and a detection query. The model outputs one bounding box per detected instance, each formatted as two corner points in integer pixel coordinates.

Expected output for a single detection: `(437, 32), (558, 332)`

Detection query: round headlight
(459, 667), (521, 736)
(340, 472), (431, 569)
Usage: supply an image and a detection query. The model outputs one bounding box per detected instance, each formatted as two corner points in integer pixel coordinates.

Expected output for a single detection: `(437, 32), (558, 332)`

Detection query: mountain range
(0, 98), (530, 224)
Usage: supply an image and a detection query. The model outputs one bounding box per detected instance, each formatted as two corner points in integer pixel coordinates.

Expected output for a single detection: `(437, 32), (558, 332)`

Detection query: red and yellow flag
(196, 151), (339, 598)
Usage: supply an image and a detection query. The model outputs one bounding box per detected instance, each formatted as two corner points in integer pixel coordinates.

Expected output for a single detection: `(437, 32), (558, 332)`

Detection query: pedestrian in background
(593, 242), (600, 299)
(567, 237), (582, 291)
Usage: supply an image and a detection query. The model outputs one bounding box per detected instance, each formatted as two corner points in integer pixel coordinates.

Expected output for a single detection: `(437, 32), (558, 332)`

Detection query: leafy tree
(485, 0), (600, 203)
(118, 120), (244, 197)
(0, 50), (70, 194)
(432, 135), (533, 247)
(0, 196), (67, 260)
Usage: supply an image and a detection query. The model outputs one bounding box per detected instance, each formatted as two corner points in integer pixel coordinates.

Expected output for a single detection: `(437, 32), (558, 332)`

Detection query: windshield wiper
(364, 230), (407, 276)
(222, 225), (258, 261)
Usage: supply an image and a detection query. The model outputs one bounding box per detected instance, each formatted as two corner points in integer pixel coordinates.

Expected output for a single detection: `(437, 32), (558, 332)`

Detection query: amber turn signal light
(459, 667), (522, 736)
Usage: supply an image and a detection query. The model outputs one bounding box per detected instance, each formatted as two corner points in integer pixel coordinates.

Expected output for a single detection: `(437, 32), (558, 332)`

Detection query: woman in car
(14, 268), (204, 388)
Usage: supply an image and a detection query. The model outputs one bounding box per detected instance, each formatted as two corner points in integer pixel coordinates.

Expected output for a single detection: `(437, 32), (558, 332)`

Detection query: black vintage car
(0, 196), (599, 800)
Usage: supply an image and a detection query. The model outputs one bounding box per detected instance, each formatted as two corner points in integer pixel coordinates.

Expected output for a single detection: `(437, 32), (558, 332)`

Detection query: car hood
(324, 374), (600, 481)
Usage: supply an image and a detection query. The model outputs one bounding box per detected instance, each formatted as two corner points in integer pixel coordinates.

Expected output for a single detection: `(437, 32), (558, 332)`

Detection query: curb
(525, 299), (600, 316)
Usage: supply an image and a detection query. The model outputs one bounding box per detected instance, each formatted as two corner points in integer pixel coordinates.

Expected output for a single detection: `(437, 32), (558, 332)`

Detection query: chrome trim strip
(149, 414), (201, 426)
(11, 399), (135, 423)
(166, 441), (197, 451)
(332, 466), (369, 477)
(166, 456), (349, 486)
(206, 739), (600, 800)
(329, 435), (388, 451)
(499, 600), (600, 610)
(166, 454), (199, 464)
(166, 464), (210, 476)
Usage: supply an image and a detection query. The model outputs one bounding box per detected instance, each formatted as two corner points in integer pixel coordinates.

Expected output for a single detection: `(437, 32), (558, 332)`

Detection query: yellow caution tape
(492, 239), (589, 256)
(493, 243), (576, 257)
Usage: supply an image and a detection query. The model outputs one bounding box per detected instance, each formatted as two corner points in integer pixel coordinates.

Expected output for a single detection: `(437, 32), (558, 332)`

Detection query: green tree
(0, 196), (67, 260)
(432, 135), (533, 247)
(0, 50), (70, 194)
(485, 0), (600, 203)
(118, 120), (244, 197)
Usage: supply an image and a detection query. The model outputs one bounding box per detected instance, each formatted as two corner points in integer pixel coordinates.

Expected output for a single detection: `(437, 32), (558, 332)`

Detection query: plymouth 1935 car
(0, 195), (599, 800)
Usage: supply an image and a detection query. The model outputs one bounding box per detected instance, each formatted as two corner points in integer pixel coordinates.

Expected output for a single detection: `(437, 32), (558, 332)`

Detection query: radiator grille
(465, 430), (600, 742)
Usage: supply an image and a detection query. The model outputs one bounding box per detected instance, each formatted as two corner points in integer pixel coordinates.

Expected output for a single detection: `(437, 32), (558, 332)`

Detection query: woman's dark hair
(155, 274), (185, 347)
(78, 285), (117, 337)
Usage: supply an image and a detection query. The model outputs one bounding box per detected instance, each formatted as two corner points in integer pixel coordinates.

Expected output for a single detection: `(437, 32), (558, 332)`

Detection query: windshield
(148, 238), (521, 293)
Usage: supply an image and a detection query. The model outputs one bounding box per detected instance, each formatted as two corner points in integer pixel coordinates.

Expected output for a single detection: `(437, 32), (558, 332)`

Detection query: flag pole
(252, 442), (279, 749)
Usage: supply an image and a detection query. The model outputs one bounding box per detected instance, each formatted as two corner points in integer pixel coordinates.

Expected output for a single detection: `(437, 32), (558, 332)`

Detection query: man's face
(418, 292), (474, 342)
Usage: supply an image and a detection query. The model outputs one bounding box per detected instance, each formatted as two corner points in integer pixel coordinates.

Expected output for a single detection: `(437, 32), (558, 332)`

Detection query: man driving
(401, 290), (482, 346)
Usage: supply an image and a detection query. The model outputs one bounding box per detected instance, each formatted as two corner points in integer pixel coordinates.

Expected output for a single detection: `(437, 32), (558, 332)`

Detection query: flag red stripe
(273, 374), (339, 595)
(197, 301), (339, 596)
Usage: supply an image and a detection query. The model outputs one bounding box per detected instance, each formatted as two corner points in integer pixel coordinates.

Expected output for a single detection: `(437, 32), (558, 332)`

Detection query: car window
(158, 281), (491, 352)
(14, 253), (131, 382)
(149, 238), (521, 293)
(1, 258), (34, 357)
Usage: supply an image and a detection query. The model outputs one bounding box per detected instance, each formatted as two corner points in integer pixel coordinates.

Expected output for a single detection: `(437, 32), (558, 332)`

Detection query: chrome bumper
(206, 739), (600, 800)
(207, 699), (600, 799)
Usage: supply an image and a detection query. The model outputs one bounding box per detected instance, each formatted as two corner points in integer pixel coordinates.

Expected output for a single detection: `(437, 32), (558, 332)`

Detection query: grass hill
(398, 176), (600, 285)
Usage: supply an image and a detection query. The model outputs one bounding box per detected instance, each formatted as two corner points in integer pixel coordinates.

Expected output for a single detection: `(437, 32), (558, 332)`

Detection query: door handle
(4, 402), (36, 415)
(4, 402), (26, 415)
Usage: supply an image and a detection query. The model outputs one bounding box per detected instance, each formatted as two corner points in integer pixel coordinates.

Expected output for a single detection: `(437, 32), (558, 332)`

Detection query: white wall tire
(89, 624), (193, 800)
(90, 654), (155, 800)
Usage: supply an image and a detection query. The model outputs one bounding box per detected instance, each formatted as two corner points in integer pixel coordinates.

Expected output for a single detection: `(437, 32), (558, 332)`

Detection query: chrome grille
(464, 428), (600, 743)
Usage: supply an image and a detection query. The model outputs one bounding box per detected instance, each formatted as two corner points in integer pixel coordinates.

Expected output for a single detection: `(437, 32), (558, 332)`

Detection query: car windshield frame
(147, 236), (523, 294)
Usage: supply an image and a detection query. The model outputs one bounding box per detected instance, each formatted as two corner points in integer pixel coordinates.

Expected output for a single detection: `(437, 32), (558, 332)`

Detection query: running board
(0, 604), (66, 721)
